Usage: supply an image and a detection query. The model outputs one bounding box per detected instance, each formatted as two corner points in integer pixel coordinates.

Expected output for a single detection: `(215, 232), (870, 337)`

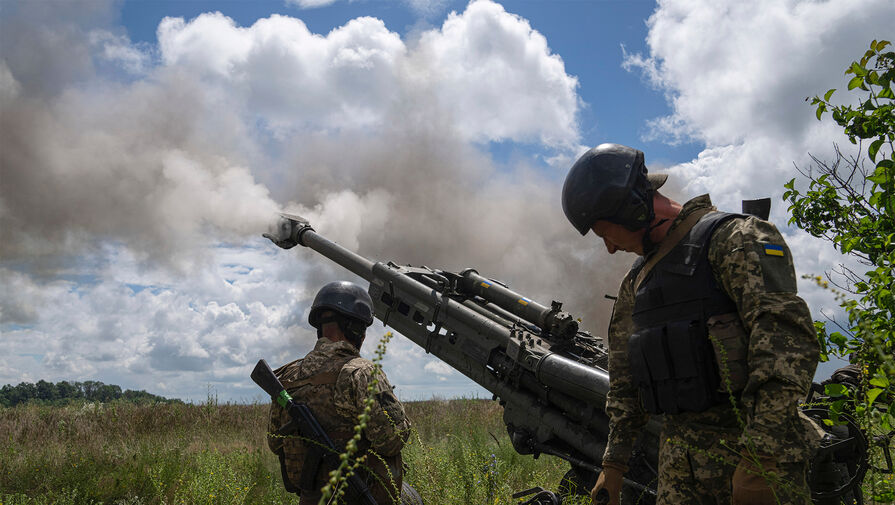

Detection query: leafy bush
(784, 38), (895, 503)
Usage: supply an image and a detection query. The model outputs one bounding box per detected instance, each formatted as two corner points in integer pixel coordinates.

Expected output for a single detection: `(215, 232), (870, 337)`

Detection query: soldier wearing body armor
(562, 144), (820, 505)
(267, 281), (413, 504)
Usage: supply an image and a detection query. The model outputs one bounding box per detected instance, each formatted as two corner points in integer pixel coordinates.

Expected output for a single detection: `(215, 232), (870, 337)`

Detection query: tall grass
(0, 399), (581, 504)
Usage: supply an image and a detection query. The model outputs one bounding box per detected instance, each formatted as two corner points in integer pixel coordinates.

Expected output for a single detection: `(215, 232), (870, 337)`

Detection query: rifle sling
(300, 446), (326, 492)
(279, 452), (299, 494)
(633, 207), (715, 293)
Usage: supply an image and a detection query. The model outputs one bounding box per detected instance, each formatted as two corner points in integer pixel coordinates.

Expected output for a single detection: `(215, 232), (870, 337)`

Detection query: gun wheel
(400, 482), (424, 505)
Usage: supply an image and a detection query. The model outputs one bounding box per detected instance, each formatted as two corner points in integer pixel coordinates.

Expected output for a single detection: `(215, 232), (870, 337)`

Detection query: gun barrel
(459, 269), (553, 329)
(537, 353), (609, 406)
(294, 222), (376, 282)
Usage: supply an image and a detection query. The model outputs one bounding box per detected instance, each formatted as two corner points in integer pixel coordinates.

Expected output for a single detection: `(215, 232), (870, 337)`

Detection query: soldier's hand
(590, 461), (627, 505)
(731, 456), (778, 505)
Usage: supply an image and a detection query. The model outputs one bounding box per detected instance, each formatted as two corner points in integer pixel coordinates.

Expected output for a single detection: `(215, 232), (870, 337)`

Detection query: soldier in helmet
(562, 144), (819, 505)
(267, 281), (412, 504)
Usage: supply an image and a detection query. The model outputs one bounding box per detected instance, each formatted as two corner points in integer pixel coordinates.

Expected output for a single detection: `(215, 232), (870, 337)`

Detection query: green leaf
(825, 383), (848, 397)
(815, 103), (826, 120)
(883, 413), (894, 432)
(848, 76), (864, 90)
(829, 332), (848, 348)
(869, 139), (885, 161)
(868, 174), (888, 184)
(869, 375), (890, 388)
(824, 88), (836, 101)
(867, 388), (884, 406)
(851, 62), (868, 77)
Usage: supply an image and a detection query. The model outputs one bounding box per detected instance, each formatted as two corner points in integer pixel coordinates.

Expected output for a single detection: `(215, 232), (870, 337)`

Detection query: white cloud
(154, 1), (580, 146)
(89, 29), (152, 74)
(0, 61), (21, 102)
(285, 0), (339, 8)
(0, 243), (317, 402)
(413, 0), (580, 146)
(424, 360), (457, 376)
(625, 0), (894, 334)
(402, 0), (451, 18)
(629, 0), (893, 147)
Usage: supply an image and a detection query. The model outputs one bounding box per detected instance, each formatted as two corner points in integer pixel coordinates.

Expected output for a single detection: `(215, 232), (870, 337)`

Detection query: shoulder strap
(292, 352), (360, 388)
(633, 207), (714, 293)
(294, 371), (342, 387)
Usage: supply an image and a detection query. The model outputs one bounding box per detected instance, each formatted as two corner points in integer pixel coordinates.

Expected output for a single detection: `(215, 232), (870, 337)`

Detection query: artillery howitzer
(264, 213), (880, 504)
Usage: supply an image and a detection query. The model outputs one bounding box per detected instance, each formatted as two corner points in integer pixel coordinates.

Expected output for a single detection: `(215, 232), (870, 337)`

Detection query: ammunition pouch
(707, 312), (749, 393)
(629, 319), (722, 414)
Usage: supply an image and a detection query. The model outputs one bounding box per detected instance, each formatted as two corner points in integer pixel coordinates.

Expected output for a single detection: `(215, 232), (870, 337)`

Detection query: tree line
(0, 379), (181, 407)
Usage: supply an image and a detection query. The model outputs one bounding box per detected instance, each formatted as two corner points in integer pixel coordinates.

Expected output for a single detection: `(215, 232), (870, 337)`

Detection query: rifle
(251, 358), (379, 505)
(264, 213), (869, 504)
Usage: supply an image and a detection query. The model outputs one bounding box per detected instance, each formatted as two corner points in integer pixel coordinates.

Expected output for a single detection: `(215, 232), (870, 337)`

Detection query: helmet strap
(318, 313), (366, 349)
(340, 321), (365, 350)
(641, 218), (669, 255)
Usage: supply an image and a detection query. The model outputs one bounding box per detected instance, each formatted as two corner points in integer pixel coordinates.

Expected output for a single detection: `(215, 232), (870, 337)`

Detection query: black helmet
(561, 143), (665, 235)
(308, 281), (374, 328)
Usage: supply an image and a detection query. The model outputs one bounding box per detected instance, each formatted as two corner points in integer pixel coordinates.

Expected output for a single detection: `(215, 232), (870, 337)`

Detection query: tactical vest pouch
(629, 319), (721, 414)
(707, 312), (749, 393)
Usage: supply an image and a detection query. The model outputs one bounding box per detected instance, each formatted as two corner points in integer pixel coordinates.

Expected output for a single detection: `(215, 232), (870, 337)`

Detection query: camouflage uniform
(602, 195), (820, 504)
(268, 337), (411, 504)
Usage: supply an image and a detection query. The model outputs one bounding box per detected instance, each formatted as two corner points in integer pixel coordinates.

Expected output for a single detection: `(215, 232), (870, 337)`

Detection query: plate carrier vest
(628, 211), (748, 415)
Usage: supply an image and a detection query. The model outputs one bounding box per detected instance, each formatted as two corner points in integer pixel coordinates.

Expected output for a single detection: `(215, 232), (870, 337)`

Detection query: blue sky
(1, 0), (892, 402)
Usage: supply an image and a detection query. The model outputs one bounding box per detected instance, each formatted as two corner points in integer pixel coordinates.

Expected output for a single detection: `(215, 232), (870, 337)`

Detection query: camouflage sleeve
(709, 216), (819, 461)
(335, 360), (411, 457)
(602, 269), (650, 465)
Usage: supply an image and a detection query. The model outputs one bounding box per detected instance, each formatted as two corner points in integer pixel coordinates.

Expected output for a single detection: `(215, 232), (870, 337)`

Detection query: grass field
(0, 398), (585, 505)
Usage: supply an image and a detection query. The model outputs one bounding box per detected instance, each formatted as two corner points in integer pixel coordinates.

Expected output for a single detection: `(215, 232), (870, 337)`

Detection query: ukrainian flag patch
(764, 244), (785, 257)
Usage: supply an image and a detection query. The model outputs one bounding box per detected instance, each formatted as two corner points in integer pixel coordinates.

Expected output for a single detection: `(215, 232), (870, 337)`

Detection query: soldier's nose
(603, 238), (618, 254)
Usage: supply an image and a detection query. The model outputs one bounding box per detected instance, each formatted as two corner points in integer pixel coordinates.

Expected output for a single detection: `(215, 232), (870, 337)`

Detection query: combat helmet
(309, 281), (374, 347)
(561, 143), (667, 235)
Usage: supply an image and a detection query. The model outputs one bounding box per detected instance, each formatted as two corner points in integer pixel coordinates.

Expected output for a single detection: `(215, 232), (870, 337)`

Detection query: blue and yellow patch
(764, 244), (785, 257)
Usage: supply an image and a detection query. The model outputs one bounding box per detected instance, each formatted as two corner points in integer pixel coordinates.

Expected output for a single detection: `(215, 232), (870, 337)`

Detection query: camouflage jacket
(267, 337), (411, 502)
(602, 194), (820, 464)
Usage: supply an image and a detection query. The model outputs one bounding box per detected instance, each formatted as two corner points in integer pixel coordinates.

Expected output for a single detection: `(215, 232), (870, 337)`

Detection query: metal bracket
(382, 281), (397, 328)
